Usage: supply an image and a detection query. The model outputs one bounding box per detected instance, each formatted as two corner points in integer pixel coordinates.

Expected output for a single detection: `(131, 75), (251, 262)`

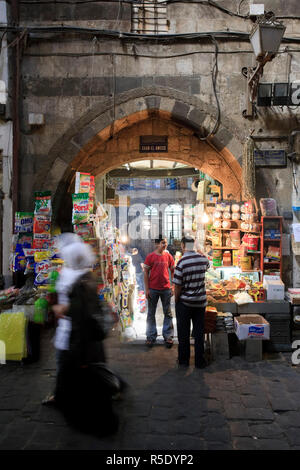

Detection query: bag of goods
(14, 212), (34, 233)
(213, 211), (222, 219)
(222, 220), (231, 229)
(249, 223), (260, 232)
(266, 245), (280, 260)
(241, 222), (250, 231)
(75, 172), (91, 194)
(72, 193), (90, 224)
(244, 201), (254, 214)
(211, 231), (221, 247)
(259, 198), (277, 216)
(223, 211), (231, 219)
(213, 219), (222, 229)
(34, 191), (52, 217)
(73, 223), (94, 240)
(34, 251), (52, 285)
(232, 212), (240, 221)
(13, 244), (26, 272)
(33, 216), (51, 236)
(33, 237), (53, 250)
(23, 248), (35, 275)
(232, 204), (240, 213)
(230, 230), (240, 248)
(17, 233), (33, 248)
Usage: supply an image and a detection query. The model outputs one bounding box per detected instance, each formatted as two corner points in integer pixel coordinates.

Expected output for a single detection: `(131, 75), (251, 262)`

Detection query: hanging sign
(254, 149), (286, 167)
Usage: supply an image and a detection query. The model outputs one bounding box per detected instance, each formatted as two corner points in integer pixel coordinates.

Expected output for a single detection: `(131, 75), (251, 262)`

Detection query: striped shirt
(173, 251), (210, 308)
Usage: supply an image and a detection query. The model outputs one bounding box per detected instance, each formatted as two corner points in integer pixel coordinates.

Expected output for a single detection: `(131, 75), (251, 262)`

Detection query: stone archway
(38, 86), (243, 215)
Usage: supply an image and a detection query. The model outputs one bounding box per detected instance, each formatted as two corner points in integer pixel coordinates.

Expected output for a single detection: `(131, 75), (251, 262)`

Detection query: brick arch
(43, 86), (243, 213)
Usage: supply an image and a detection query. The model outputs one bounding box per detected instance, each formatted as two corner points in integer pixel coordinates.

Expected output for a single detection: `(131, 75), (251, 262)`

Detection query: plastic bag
(259, 198), (277, 216)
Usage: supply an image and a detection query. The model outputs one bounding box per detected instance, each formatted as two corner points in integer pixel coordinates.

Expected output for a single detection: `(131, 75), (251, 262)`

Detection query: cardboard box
(234, 315), (270, 340)
(263, 278), (285, 300)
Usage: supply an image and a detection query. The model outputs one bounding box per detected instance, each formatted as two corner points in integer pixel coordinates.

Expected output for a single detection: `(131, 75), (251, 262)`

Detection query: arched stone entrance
(36, 86), (243, 218)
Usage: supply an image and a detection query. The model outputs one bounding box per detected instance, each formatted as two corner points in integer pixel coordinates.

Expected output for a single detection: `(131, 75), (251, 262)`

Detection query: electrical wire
(198, 34), (220, 140)
(2, 25), (300, 46)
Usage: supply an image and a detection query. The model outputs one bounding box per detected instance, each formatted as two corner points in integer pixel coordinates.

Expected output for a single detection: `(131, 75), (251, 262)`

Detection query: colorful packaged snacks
(14, 212), (34, 233)
(34, 191), (52, 217)
(72, 193), (90, 224)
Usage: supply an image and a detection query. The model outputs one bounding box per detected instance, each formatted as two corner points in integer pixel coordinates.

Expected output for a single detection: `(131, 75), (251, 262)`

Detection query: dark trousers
(175, 301), (205, 367)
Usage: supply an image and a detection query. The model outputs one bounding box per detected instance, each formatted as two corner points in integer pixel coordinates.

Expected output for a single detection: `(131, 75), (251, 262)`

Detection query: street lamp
(243, 12), (286, 118)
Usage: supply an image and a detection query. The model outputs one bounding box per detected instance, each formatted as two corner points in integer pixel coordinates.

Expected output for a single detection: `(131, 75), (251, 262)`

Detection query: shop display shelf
(263, 238), (281, 242)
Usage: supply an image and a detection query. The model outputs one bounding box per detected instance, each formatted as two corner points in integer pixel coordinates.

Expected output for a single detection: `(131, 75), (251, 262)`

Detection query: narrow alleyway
(0, 323), (300, 451)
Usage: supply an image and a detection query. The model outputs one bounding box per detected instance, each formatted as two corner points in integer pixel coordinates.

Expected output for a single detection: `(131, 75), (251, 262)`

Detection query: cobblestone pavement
(0, 326), (300, 451)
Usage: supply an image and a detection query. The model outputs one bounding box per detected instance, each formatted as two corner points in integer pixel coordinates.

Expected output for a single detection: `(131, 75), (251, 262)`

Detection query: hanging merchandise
(75, 172), (91, 194)
(34, 251), (52, 286)
(73, 223), (94, 239)
(72, 193), (90, 225)
(15, 212), (34, 233)
(34, 191), (52, 218)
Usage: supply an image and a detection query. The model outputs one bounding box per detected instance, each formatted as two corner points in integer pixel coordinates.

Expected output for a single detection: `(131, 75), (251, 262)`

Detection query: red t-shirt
(144, 251), (175, 290)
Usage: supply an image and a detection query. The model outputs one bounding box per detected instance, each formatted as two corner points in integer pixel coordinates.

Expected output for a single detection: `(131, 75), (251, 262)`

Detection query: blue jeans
(175, 301), (205, 367)
(146, 288), (173, 342)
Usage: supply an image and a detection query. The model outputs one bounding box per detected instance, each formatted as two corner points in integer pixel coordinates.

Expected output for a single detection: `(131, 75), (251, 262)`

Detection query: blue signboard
(254, 149), (286, 167)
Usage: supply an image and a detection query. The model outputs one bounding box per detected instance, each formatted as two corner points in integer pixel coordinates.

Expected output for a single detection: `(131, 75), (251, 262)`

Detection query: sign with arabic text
(254, 149), (286, 167)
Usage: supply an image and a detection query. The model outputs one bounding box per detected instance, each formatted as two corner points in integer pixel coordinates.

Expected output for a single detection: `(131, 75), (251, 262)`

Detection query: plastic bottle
(48, 269), (59, 294)
(33, 293), (48, 324)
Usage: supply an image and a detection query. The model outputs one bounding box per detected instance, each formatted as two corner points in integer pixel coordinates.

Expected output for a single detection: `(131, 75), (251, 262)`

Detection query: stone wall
(7, 0), (300, 283)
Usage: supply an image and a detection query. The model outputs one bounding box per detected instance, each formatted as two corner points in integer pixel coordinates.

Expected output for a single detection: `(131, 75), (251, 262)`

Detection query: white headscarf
(56, 240), (96, 305)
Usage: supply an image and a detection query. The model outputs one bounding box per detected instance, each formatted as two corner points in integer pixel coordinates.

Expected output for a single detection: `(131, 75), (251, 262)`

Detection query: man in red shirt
(143, 237), (175, 348)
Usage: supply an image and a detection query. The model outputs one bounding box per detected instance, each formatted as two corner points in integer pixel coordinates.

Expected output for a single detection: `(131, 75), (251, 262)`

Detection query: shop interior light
(201, 212), (209, 224)
(121, 234), (129, 244)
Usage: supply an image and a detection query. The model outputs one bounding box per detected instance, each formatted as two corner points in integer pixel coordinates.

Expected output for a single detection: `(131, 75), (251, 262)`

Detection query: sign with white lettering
(254, 149), (286, 167)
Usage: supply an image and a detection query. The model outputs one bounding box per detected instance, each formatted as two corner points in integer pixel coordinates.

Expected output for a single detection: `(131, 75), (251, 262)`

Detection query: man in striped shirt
(173, 236), (210, 369)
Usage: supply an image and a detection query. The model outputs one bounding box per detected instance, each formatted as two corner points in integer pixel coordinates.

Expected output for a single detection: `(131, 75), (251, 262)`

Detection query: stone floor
(0, 315), (300, 452)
